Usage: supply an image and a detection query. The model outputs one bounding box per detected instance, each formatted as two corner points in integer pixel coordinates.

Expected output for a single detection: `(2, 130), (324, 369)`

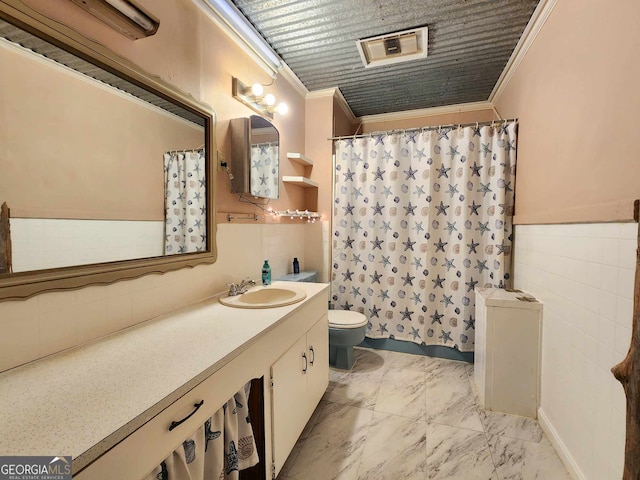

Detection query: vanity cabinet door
(270, 334), (309, 476)
(270, 315), (329, 477)
(305, 314), (329, 417)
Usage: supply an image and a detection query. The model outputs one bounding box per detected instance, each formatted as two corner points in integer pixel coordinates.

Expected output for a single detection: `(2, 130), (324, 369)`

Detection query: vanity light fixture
(68, 0), (159, 39)
(232, 77), (288, 119)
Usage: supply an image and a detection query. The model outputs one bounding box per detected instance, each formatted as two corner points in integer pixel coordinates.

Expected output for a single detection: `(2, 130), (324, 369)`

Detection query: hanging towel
(143, 383), (259, 480)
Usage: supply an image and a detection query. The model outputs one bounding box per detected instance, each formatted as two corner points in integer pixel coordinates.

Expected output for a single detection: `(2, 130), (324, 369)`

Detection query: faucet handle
(226, 282), (239, 295)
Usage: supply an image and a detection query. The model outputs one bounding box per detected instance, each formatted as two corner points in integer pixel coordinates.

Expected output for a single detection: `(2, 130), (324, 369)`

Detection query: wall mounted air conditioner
(68, 0), (159, 40)
(356, 26), (428, 68)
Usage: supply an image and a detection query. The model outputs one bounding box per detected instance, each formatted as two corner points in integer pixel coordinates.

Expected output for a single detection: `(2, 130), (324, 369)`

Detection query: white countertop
(0, 281), (328, 471)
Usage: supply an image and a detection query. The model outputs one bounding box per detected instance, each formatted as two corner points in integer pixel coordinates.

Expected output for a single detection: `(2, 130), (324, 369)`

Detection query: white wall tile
(10, 218), (164, 272)
(615, 296), (633, 328)
(39, 307), (77, 358)
(0, 300), (40, 371)
(514, 223), (634, 480)
(616, 267), (635, 299)
(600, 264), (619, 294)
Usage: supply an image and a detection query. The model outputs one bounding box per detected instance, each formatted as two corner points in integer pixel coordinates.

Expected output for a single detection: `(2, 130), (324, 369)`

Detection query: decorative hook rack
(274, 209), (322, 223)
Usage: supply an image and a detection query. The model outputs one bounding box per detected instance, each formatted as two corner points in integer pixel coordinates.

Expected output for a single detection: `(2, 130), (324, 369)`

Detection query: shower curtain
(250, 142), (279, 198)
(143, 385), (259, 480)
(331, 122), (517, 352)
(164, 150), (206, 255)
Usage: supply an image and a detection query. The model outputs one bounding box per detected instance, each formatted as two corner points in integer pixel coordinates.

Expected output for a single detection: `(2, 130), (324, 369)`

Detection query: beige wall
(360, 108), (496, 133)
(0, 0), (314, 372)
(0, 41), (202, 221)
(302, 93), (357, 282)
(305, 95), (335, 220)
(494, 0), (640, 224)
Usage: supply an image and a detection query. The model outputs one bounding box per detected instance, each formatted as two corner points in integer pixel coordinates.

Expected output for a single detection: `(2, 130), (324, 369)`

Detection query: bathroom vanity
(0, 281), (329, 480)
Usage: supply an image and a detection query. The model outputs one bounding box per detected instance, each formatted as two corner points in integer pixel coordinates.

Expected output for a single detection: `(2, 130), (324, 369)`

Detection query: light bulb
(251, 83), (264, 96)
(264, 93), (276, 106)
(276, 102), (289, 115)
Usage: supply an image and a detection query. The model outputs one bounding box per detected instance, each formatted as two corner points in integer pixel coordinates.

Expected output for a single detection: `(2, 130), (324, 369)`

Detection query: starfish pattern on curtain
(331, 123), (517, 352)
(250, 142), (279, 198)
(163, 150), (206, 255)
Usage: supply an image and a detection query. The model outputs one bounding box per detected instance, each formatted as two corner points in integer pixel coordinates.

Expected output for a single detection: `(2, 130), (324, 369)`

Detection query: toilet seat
(328, 310), (367, 329)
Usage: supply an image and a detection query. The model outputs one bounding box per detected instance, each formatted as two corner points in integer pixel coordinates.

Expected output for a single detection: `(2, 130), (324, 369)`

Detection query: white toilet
(328, 310), (367, 370)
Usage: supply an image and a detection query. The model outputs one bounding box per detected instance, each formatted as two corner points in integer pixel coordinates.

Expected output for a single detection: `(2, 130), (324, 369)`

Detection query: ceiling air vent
(356, 27), (428, 68)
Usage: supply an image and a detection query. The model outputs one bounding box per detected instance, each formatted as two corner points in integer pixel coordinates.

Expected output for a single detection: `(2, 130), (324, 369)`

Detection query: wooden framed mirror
(0, 2), (217, 301)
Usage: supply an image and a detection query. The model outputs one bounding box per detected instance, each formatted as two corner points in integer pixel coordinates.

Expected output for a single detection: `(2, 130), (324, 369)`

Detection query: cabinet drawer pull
(309, 346), (315, 365)
(168, 400), (204, 431)
(302, 352), (308, 373)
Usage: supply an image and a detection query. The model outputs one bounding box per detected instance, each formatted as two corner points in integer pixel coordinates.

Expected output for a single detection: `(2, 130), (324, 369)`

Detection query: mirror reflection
(0, 18), (208, 274)
(249, 115), (279, 199)
(229, 115), (279, 201)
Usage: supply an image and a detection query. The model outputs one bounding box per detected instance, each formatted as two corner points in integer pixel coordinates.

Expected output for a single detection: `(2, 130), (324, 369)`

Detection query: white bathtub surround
(514, 223), (635, 479)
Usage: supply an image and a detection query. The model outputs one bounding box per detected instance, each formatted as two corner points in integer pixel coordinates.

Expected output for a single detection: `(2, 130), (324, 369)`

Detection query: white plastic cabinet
(474, 287), (542, 419)
(305, 317), (329, 416)
(271, 314), (328, 477)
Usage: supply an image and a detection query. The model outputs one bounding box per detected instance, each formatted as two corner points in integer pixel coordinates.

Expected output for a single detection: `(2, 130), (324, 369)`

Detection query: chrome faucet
(227, 278), (256, 296)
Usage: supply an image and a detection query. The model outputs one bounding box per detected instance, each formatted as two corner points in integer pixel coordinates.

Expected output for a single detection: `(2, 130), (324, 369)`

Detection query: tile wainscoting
(514, 223), (636, 479)
(10, 218), (164, 272)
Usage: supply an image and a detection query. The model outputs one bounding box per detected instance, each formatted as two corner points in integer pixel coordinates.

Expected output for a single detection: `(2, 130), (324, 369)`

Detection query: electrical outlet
(217, 150), (227, 171)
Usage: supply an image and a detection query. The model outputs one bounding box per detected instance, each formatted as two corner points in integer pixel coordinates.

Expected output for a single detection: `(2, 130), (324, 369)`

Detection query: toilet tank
(276, 271), (318, 283)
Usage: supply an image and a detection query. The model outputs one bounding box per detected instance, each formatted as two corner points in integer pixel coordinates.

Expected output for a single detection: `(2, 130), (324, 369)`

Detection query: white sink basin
(219, 285), (307, 309)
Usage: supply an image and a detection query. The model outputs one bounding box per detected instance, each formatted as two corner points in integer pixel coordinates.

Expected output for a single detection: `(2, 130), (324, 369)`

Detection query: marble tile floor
(277, 347), (570, 480)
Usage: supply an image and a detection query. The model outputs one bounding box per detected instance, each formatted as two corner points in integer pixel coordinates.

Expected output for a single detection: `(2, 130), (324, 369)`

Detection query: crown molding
(489, 0), (558, 102)
(306, 88), (357, 123)
(279, 62), (308, 98)
(358, 101), (494, 125)
(305, 87), (337, 99)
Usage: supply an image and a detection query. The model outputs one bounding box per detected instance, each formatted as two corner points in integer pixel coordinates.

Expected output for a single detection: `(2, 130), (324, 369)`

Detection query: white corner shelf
(287, 152), (313, 167)
(282, 176), (318, 188)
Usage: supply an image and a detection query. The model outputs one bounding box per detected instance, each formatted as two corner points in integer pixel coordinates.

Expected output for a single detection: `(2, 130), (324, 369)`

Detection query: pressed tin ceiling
(230, 0), (541, 117)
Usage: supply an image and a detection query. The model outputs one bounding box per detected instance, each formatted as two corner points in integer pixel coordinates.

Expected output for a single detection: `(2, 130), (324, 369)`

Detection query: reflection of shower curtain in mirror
(250, 143), (279, 198)
(164, 150), (206, 255)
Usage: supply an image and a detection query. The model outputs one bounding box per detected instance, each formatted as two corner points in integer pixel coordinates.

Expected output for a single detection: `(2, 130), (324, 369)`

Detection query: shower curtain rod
(327, 118), (518, 141)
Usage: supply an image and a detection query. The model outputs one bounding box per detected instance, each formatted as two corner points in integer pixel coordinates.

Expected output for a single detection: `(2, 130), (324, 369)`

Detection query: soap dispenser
(261, 260), (271, 285)
(293, 257), (300, 274)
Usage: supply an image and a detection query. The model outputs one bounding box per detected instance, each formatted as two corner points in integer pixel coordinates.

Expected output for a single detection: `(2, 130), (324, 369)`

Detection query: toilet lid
(328, 310), (368, 329)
